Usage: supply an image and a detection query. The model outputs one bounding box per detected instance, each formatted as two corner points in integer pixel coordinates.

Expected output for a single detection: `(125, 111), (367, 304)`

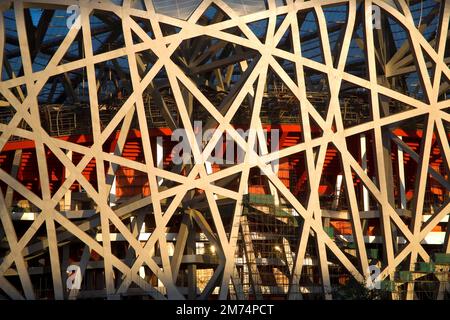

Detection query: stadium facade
(0, 0), (449, 300)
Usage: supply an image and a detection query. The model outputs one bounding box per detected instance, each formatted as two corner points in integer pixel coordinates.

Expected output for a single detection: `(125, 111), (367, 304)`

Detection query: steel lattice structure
(0, 0), (449, 300)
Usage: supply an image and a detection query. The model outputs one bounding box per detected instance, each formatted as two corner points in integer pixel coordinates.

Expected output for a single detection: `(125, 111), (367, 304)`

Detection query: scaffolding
(233, 194), (301, 298)
(385, 256), (450, 300)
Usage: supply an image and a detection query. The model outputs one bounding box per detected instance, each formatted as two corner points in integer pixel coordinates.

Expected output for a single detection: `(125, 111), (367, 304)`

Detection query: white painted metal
(0, 0), (448, 301)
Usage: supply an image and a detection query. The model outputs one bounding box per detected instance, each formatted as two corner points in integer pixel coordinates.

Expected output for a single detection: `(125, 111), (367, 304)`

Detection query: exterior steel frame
(0, 0), (449, 300)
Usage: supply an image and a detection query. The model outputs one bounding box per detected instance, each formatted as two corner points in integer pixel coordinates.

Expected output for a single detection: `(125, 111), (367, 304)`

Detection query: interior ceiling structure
(0, 0), (449, 300)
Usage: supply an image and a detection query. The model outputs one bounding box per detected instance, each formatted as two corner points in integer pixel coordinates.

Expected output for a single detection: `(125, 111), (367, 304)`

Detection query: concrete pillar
(360, 134), (370, 211)
(360, 134), (370, 234)
(139, 266), (146, 280)
(64, 151), (72, 211)
(397, 136), (407, 210)
(109, 174), (116, 207)
(332, 175), (343, 210)
(156, 136), (164, 186)
(107, 152), (117, 207)
(269, 129), (280, 206)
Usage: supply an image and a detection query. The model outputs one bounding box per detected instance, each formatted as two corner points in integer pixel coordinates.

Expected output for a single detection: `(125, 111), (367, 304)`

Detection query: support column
(268, 128), (280, 206)
(361, 134), (370, 211)
(381, 128), (400, 299)
(5, 149), (22, 208)
(64, 151), (72, 211)
(332, 175), (343, 210)
(156, 136), (164, 186)
(397, 136), (407, 210)
(109, 152), (116, 207)
(361, 134), (370, 234)
(139, 266), (146, 280)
